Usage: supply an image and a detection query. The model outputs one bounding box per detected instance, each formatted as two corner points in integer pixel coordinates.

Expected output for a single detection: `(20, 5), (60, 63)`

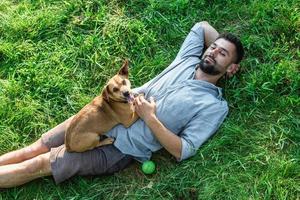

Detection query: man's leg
(0, 139), (49, 166)
(0, 116), (74, 166)
(0, 152), (51, 188)
(0, 144), (133, 188)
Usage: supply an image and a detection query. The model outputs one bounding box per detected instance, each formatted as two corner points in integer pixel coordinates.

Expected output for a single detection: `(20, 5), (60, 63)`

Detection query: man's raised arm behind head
(198, 21), (219, 48)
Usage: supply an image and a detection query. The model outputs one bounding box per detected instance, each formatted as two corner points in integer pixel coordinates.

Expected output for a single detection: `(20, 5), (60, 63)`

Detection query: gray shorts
(41, 129), (133, 184)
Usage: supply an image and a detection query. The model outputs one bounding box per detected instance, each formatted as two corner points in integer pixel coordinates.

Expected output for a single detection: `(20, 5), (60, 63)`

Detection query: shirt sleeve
(175, 22), (205, 60)
(132, 84), (149, 94)
(177, 101), (229, 162)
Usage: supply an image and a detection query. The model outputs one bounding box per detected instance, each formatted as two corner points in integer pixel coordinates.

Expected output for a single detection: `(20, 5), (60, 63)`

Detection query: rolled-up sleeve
(177, 102), (229, 161)
(175, 23), (205, 60)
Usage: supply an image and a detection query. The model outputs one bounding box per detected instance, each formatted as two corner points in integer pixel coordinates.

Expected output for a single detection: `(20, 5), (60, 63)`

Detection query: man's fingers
(149, 96), (155, 105)
(135, 96), (141, 106)
(136, 95), (155, 107)
(139, 95), (147, 104)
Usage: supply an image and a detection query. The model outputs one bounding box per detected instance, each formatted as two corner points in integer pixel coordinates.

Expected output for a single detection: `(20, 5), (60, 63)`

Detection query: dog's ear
(102, 87), (110, 101)
(118, 59), (129, 77)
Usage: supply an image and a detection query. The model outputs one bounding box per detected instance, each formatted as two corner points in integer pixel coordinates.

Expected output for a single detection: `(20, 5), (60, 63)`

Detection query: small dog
(65, 60), (139, 152)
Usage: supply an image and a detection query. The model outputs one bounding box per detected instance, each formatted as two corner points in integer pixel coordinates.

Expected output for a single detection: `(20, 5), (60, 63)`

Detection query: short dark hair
(217, 33), (244, 64)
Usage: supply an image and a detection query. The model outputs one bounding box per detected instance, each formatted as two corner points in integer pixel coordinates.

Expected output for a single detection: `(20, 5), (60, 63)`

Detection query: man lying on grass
(0, 21), (244, 188)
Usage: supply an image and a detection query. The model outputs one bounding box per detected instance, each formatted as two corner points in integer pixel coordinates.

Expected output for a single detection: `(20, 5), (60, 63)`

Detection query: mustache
(204, 55), (216, 64)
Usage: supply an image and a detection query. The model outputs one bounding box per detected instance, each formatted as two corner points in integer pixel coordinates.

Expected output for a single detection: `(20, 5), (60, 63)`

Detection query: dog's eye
(113, 87), (119, 92)
(122, 80), (126, 85)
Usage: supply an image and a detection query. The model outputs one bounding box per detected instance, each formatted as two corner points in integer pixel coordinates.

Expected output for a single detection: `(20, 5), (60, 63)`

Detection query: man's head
(199, 33), (244, 77)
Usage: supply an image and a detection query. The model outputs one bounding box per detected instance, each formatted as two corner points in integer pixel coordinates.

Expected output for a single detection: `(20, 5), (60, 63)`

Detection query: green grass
(0, 0), (299, 199)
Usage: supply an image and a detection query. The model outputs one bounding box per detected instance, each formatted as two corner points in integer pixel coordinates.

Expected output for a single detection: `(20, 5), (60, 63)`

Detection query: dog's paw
(97, 137), (115, 147)
(106, 137), (115, 144)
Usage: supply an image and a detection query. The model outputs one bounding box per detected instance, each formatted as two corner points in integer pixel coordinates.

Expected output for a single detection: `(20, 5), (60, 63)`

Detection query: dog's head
(102, 60), (135, 103)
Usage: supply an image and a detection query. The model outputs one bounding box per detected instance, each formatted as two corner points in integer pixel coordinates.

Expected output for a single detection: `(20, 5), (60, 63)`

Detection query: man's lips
(204, 56), (215, 64)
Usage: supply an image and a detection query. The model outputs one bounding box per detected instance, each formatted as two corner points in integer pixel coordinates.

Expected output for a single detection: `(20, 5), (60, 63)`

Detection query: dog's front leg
(96, 137), (115, 147)
(66, 132), (110, 152)
(122, 112), (139, 128)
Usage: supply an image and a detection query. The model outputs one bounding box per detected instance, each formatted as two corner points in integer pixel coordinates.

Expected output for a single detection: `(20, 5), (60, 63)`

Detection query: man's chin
(198, 60), (221, 76)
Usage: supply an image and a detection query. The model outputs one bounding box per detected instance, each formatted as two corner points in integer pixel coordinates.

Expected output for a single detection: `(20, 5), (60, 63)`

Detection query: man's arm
(198, 21), (219, 48)
(134, 96), (182, 160)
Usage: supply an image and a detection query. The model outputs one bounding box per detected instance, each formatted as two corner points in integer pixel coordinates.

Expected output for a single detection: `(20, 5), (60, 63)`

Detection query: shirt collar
(196, 80), (224, 100)
(191, 67), (224, 100)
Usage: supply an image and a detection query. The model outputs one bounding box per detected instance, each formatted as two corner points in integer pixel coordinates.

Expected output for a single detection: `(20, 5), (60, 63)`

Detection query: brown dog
(65, 60), (139, 152)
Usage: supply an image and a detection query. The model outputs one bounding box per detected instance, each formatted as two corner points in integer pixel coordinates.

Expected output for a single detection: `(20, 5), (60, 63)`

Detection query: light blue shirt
(106, 23), (229, 162)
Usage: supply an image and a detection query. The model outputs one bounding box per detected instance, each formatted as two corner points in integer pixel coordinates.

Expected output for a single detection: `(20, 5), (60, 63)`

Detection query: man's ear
(226, 63), (240, 77)
(118, 59), (129, 77)
(102, 87), (110, 101)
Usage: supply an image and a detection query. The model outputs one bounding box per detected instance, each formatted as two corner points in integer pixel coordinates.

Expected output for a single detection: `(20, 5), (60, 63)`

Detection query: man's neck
(194, 67), (220, 85)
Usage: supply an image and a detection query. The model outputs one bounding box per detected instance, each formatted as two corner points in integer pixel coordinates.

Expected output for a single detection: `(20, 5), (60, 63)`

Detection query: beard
(197, 58), (221, 75)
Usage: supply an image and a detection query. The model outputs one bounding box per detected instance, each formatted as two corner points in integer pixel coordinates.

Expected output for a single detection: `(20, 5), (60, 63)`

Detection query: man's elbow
(173, 144), (183, 161)
(174, 139), (183, 161)
(174, 153), (181, 161)
(198, 21), (210, 28)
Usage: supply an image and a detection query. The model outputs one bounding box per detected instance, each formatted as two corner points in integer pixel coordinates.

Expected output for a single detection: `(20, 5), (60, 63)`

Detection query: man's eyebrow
(212, 42), (230, 55)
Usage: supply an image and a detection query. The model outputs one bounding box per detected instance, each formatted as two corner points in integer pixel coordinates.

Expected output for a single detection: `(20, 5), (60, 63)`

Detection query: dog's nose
(123, 91), (130, 97)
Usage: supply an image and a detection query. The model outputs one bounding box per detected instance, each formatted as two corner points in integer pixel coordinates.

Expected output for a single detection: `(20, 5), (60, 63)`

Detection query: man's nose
(211, 47), (220, 56)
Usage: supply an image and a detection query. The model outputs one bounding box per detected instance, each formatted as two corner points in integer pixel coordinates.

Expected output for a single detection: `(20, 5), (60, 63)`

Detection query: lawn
(0, 0), (299, 199)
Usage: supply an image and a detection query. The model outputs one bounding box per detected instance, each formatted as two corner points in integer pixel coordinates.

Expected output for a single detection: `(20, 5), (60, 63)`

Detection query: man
(0, 21), (244, 187)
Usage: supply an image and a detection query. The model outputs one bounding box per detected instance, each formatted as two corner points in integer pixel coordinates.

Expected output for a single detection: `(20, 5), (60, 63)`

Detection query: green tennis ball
(141, 160), (156, 174)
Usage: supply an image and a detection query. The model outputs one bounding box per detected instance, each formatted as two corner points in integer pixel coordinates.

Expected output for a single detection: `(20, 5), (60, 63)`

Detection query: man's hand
(134, 95), (182, 160)
(199, 21), (219, 48)
(134, 95), (156, 122)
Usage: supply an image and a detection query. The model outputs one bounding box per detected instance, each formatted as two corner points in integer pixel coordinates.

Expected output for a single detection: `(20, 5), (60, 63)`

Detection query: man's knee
(32, 138), (50, 152)
(22, 139), (50, 159)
